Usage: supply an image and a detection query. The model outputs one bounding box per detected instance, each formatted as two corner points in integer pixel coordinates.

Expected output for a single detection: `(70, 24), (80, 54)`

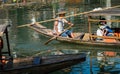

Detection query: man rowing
(53, 11), (74, 38)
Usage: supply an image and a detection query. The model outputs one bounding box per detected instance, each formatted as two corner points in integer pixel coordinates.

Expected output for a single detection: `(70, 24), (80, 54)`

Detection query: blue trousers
(61, 30), (72, 37)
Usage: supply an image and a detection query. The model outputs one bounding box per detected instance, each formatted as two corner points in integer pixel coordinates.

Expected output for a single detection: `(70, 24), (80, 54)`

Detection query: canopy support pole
(5, 28), (11, 56)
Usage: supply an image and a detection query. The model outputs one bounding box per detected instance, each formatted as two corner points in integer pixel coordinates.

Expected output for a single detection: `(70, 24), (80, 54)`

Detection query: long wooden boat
(27, 7), (120, 48)
(0, 53), (86, 74)
(27, 23), (120, 48)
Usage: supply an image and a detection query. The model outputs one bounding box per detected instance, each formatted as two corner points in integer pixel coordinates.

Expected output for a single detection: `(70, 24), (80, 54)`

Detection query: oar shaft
(44, 36), (57, 45)
(44, 26), (73, 45)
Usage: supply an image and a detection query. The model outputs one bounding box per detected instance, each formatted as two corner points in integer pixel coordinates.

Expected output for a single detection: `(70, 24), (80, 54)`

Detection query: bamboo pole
(17, 5), (120, 28)
(88, 16), (92, 40)
(5, 28), (11, 56)
(88, 19), (120, 22)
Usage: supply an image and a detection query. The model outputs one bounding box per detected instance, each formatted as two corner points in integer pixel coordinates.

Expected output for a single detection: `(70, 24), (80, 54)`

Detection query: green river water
(1, 0), (120, 74)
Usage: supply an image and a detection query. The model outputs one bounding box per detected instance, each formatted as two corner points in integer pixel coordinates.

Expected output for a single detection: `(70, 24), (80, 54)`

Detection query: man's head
(56, 11), (66, 17)
(100, 18), (107, 24)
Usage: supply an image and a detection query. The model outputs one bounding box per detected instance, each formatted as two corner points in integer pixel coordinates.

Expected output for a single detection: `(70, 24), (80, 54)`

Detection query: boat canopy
(87, 7), (120, 16)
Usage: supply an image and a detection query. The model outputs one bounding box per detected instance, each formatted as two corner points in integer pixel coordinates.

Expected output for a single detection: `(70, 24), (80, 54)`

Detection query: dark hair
(100, 18), (106, 20)
(59, 14), (65, 17)
(99, 18), (106, 24)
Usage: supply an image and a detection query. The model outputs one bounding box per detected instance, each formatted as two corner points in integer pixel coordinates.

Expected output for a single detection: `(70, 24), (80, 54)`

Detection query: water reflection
(97, 51), (120, 73)
(50, 50), (120, 74)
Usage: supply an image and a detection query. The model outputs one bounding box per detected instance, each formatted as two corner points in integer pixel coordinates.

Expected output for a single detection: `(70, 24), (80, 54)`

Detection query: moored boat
(0, 53), (86, 74)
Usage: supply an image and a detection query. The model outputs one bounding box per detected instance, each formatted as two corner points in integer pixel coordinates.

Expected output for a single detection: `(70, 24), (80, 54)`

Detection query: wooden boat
(27, 23), (120, 48)
(0, 53), (86, 74)
(27, 7), (120, 48)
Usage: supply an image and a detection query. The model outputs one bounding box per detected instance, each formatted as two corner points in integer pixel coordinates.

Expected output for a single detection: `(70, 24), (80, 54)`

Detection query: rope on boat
(17, 5), (120, 28)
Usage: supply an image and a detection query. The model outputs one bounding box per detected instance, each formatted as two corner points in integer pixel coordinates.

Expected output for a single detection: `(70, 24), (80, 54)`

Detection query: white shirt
(96, 28), (103, 36)
(31, 17), (36, 24)
(54, 18), (68, 33)
(57, 18), (65, 32)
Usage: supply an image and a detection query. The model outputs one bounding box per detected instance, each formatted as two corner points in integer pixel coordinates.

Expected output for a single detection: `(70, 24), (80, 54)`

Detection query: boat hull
(27, 24), (120, 48)
(0, 53), (86, 74)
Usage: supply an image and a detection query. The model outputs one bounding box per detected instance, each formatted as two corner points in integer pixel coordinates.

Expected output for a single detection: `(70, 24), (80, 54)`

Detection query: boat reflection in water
(97, 51), (120, 74)
(51, 50), (120, 74)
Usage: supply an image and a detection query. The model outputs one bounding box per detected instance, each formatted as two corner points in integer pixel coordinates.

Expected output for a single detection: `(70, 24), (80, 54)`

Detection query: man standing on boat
(53, 10), (74, 38)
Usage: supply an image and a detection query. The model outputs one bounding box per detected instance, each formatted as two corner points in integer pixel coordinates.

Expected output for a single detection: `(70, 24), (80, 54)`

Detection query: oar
(44, 25), (73, 45)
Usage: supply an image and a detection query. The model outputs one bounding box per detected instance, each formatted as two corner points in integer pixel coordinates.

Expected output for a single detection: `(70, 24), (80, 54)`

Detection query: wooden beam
(89, 19), (120, 22)
(91, 35), (120, 39)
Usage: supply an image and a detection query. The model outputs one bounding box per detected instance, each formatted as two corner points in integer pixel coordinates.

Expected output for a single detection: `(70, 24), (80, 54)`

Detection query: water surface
(1, 0), (120, 74)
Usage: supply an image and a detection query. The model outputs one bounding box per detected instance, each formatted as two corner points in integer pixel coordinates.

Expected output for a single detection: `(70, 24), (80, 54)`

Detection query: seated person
(102, 26), (113, 36)
(96, 18), (106, 41)
(96, 28), (103, 40)
(53, 11), (74, 38)
(96, 18), (113, 41)
(98, 18), (113, 36)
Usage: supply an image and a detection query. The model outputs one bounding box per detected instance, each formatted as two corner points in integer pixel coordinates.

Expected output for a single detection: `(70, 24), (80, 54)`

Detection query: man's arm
(54, 21), (59, 35)
(63, 19), (74, 26)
